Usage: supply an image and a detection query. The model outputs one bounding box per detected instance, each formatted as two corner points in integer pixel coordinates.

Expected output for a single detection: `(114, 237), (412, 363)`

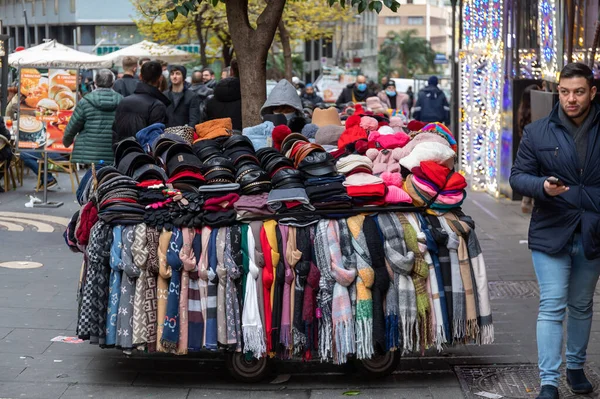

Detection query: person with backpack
(413, 76), (450, 126)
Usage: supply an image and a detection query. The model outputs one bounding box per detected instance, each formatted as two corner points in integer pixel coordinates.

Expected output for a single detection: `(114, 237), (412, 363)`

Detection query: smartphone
(546, 176), (564, 187)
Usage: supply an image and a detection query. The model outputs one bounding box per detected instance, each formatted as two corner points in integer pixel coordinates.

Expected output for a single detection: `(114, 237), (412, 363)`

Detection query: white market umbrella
(98, 40), (193, 65)
(9, 40), (112, 69)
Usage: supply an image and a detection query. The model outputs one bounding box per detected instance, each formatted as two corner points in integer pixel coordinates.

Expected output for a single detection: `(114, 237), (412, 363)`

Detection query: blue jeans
(532, 234), (600, 387)
(20, 151), (68, 183)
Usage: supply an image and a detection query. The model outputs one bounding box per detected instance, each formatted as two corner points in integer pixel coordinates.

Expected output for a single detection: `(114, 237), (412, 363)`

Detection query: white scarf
(242, 227), (266, 358)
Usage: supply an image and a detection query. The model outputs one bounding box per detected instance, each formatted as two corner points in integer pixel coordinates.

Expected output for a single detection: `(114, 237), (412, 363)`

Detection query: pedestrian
(221, 67), (230, 80)
(300, 83), (323, 108)
(139, 57), (151, 66)
(377, 80), (410, 116)
(380, 76), (389, 89)
(413, 76), (450, 126)
(202, 68), (217, 89)
(261, 78), (305, 123)
(112, 56), (139, 98)
(112, 61), (170, 145)
(517, 84), (542, 214)
(510, 62), (600, 399)
(0, 117), (13, 192)
(205, 59), (242, 130)
(335, 75), (373, 107)
(163, 65), (200, 128)
(62, 69), (122, 165)
(189, 69), (214, 123)
(406, 85), (415, 114)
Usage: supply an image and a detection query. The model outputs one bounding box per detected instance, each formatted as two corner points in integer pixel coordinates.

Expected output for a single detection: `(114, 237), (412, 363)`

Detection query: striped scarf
(144, 227), (160, 352)
(188, 230), (203, 351)
(315, 220), (335, 361)
(178, 227), (197, 354)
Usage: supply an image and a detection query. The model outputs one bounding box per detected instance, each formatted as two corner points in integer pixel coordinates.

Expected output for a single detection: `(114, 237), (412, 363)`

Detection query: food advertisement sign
(18, 68), (77, 152)
(315, 72), (356, 103)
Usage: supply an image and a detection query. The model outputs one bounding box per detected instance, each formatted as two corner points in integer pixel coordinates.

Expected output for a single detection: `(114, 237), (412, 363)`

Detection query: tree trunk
(224, 0), (287, 127)
(278, 19), (293, 82)
(194, 6), (209, 67)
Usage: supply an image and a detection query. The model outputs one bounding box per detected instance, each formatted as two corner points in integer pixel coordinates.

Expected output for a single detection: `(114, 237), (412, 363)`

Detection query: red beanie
(338, 125), (368, 149)
(272, 125), (291, 151)
(345, 114), (361, 128)
(407, 120), (426, 132)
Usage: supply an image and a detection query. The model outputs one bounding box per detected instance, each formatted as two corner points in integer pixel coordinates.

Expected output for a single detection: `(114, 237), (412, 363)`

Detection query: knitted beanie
(272, 125), (292, 151)
(243, 121), (275, 150)
(338, 125), (368, 149)
(368, 131), (410, 150)
(360, 116), (379, 132)
(378, 126), (395, 135)
(345, 114), (361, 128)
(381, 171), (403, 187)
(395, 132), (451, 160)
(389, 116), (405, 132)
(315, 125), (345, 146)
(385, 186), (412, 204)
(407, 120), (426, 132)
(399, 141), (456, 171)
(301, 123), (319, 139)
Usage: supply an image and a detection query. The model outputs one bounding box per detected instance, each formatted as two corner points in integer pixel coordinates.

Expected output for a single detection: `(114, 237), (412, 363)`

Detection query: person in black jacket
(112, 61), (170, 145)
(413, 76), (450, 126)
(510, 63), (600, 399)
(189, 70), (213, 123)
(163, 65), (200, 128)
(335, 75), (373, 107)
(112, 56), (139, 98)
(301, 83), (323, 107)
(204, 59), (242, 130)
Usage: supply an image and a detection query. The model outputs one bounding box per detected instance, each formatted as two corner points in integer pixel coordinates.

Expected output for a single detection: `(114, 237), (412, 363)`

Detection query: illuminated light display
(538, 0), (559, 81)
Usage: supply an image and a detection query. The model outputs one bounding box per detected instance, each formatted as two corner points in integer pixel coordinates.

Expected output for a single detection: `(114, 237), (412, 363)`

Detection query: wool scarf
(315, 220), (335, 361)
(205, 228), (219, 350)
(397, 213), (431, 352)
(178, 227), (197, 354)
(117, 225), (138, 350)
(437, 216), (465, 341)
(328, 220), (357, 365)
(287, 227), (302, 355)
(161, 227), (183, 352)
(249, 221), (266, 342)
(362, 216), (390, 354)
(376, 212), (416, 353)
(347, 215), (375, 359)
(132, 223), (149, 348)
(216, 228), (228, 347)
(156, 229), (173, 353)
(426, 215), (454, 332)
(224, 226), (242, 350)
(242, 225), (266, 357)
(260, 225), (274, 353)
(231, 225), (244, 317)
(292, 226), (311, 356)
(188, 231), (203, 351)
(145, 227), (160, 352)
(270, 224), (285, 355)
(337, 220), (357, 318)
(279, 225), (297, 355)
(106, 225), (123, 347)
(302, 231), (320, 360)
(196, 226), (211, 349)
(446, 213), (494, 344)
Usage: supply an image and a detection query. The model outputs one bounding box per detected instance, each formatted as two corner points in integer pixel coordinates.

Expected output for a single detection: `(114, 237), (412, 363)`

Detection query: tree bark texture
(225, 0), (287, 127)
(278, 19), (293, 82)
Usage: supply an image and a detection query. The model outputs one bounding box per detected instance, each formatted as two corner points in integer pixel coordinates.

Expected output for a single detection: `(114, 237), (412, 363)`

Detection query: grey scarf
(558, 103), (596, 168)
(132, 223), (149, 347)
(117, 225), (139, 350)
(315, 220), (335, 361)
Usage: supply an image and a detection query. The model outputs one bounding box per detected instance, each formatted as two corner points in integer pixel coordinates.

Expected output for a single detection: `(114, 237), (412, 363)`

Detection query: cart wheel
(358, 350), (401, 378)
(225, 352), (269, 383)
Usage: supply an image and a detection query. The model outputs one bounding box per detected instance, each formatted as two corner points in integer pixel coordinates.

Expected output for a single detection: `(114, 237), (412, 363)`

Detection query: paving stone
(0, 366), (27, 381)
(4, 328), (72, 341)
(0, 381), (69, 399)
(60, 385), (190, 399)
(16, 366), (138, 385)
(0, 338), (52, 355)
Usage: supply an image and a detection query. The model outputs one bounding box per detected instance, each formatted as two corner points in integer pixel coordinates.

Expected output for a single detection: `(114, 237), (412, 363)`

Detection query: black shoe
(37, 178), (57, 191)
(536, 385), (558, 399)
(567, 368), (594, 394)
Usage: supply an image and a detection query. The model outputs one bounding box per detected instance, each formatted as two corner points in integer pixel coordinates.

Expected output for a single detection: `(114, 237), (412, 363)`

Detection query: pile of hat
(95, 165), (144, 225)
(335, 154), (387, 206)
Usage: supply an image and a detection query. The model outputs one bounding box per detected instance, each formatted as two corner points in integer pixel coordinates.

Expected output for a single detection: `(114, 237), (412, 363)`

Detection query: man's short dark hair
(230, 59), (239, 78)
(560, 63), (594, 87)
(202, 68), (215, 76)
(141, 61), (163, 84)
(191, 71), (203, 84)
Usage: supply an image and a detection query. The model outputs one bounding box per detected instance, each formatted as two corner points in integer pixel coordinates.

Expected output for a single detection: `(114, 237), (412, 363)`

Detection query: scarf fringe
(479, 323), (494, 345)
(333, 318), (355, 365)
(385, 314), (400, 351)
(280, 324), (291, 353)
(453, 318), (465, 341)
(160, 339), (178, 353)
(243, 325), (266, 359)
(402, 316), (417, 353)
(467, 318), (479, 341)
(319, 317), (332, 362)
(355, 318), (374, 360)
(434, 324), (445, 351)
(292, 327), (307, 356)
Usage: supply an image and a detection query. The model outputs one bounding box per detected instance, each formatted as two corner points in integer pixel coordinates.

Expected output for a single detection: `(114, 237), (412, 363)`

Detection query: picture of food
(50, 112), (72, 133)
(36, 98), (59, 119)
(20, 68), (42, 96)
(19, 115), (47, 148)
(49, 84), (75, 110)
(24, 83), (49, 108)
(50, 70), (78, 91)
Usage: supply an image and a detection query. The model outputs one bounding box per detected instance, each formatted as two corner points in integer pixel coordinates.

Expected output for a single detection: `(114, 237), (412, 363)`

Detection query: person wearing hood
(163, 65), (201, 128)
(112, 61), (170, 146)
(260, 79), (305, 124)
(205, 59), (242, 130)
(301, 83), (323, 107)
(335, 75), (373, 107)
(413, 76), (450, 126)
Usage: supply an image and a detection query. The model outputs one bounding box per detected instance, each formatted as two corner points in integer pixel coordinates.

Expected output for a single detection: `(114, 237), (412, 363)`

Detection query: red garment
(345, 166), (375, 176)
(368, 131), (411, 150)
(346, 183), (387, 198)
(407, 120), (427, 132)
(353, 139), (369, 154)
(260, 227), (274, 353)
(136, 180), (164, 188)
(203, 193), (240, 210)
(338, 125), (368, 149)
(345, 114), (361, 128)
(100, 197), (137, 208)
(167, 170), (205, 184)
(284, 201), (303, 209)
(419, 161), (467, 191)
(75, 201), (98, 245)
(272, 125), (292, 151)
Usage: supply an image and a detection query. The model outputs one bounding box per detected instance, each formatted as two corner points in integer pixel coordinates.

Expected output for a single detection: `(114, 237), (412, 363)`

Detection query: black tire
(357, 350), (401, 378)
(225, 352), (270, 383)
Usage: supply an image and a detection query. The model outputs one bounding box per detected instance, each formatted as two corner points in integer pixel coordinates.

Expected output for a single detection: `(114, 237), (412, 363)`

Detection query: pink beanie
(389, 116), (405, 132)
(368, 131), (410, 149)
(360, 116), (379, 132)
(381, 172), (402, 187)
(385, 186), (412, 204)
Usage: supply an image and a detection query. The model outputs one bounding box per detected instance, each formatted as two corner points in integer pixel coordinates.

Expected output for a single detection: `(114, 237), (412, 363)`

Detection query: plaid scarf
(156, 229), (173, 352)
(328, 220), (356, 365)
(377, 213), (416, 353)
(161, 227), (182, 352)
(302, 229), (320, 360)
(224, 227), (242, 350)
(347, 215), (375, 359)
(106, 225), (123, 347)
(178, 227), (197, 354)
(438, 216), (466, 341)
(117, 225), (138, 351)
(216, 228), (228, 347)
(292, 226), (311, 356)
(144, 227), (160, 352)
(337, 220), (357, 318)
(205, 228), (219, 350)
(242, 224), (266, 357)
(132, 223), (149, 348)
(315, 220), (335, 361)
(188, 230), (203, 351)
(397, 213), (431, 353)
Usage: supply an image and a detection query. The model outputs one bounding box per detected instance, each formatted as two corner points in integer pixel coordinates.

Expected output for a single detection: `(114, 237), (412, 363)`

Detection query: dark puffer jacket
(413, 85), (450, 126)
(62, 89), (122, 164)
(205, 77), (242, 130)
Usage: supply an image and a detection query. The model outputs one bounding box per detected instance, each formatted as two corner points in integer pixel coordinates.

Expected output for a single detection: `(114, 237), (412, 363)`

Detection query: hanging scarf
(270, 224), (285, 354)
(243, 225), (266, 357)
(260, 224), (274, 353)
(156, 229), (173, 352)
(216, 228), (228, 347)
(249, 221), (266, 343)
(196, 226), (211, 349)
(224, 226), (243, 350)
(362, 217), (390, 354)
(292, 226), (311, 356)
(179, 227), (197, 354)
(205, 228), (219, 350)
(188, 230), (203, 351)
(427, 215), (454, 334)
(377, 213), (416, 353)
(117, 225), (139, 350)
(161, 227), (183, 352)
(315, 220), (335, 361)
(302, 228), (320, 360)
(132, 223), (149, 348)
(437, 216), (465, 341)
(279, 225), (294, 355)
(446, 213), (493, 344)
(240, 225), (249, 309)
(286, 227), (302, 357)
(328, 220), (356, 365)
(145, 227), (160, 352)
(346, 215), (374, 359)
(77, 221), (100, 341)
(337, 220), (357, 316)
(106, 225), (123, 347)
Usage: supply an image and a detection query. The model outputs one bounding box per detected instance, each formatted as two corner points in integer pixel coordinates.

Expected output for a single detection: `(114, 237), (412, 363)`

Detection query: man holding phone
(510, 63), (600, 399)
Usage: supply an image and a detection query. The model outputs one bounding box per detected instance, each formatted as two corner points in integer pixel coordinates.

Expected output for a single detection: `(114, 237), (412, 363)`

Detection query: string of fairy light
(538, 0), (559, 81)
(459, 0), (503, 195)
